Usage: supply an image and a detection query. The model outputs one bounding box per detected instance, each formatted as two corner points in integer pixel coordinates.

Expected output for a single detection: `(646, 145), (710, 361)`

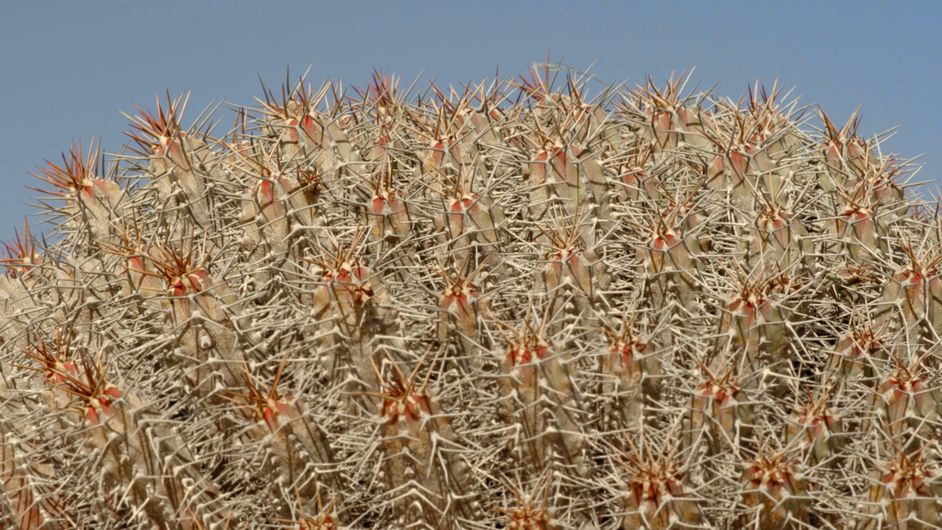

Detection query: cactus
(0, 62), (941, 529)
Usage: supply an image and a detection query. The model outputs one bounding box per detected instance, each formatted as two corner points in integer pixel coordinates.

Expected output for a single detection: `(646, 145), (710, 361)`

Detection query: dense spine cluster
(1, 64), (941, 529)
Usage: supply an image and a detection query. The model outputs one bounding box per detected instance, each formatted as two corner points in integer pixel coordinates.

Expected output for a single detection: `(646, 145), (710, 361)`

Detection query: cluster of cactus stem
(2, 62), (942, 529)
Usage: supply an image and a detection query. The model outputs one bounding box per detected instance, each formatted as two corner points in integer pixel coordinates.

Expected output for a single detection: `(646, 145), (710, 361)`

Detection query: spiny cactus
(1, 63), (941, 529)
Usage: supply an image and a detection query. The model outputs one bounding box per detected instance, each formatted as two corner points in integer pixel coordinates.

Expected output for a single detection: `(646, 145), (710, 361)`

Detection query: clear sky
(2, 1), (939, 244)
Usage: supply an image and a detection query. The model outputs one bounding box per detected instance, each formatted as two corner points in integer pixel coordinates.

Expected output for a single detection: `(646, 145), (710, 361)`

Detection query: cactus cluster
(1, 63), (941, 529)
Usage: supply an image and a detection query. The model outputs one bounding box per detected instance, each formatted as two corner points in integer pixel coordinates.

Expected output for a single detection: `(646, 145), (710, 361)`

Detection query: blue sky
(1, 2), (939, 244)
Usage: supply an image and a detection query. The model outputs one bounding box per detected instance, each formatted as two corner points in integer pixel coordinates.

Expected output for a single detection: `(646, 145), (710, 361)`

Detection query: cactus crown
(0, 63), (940, 529)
